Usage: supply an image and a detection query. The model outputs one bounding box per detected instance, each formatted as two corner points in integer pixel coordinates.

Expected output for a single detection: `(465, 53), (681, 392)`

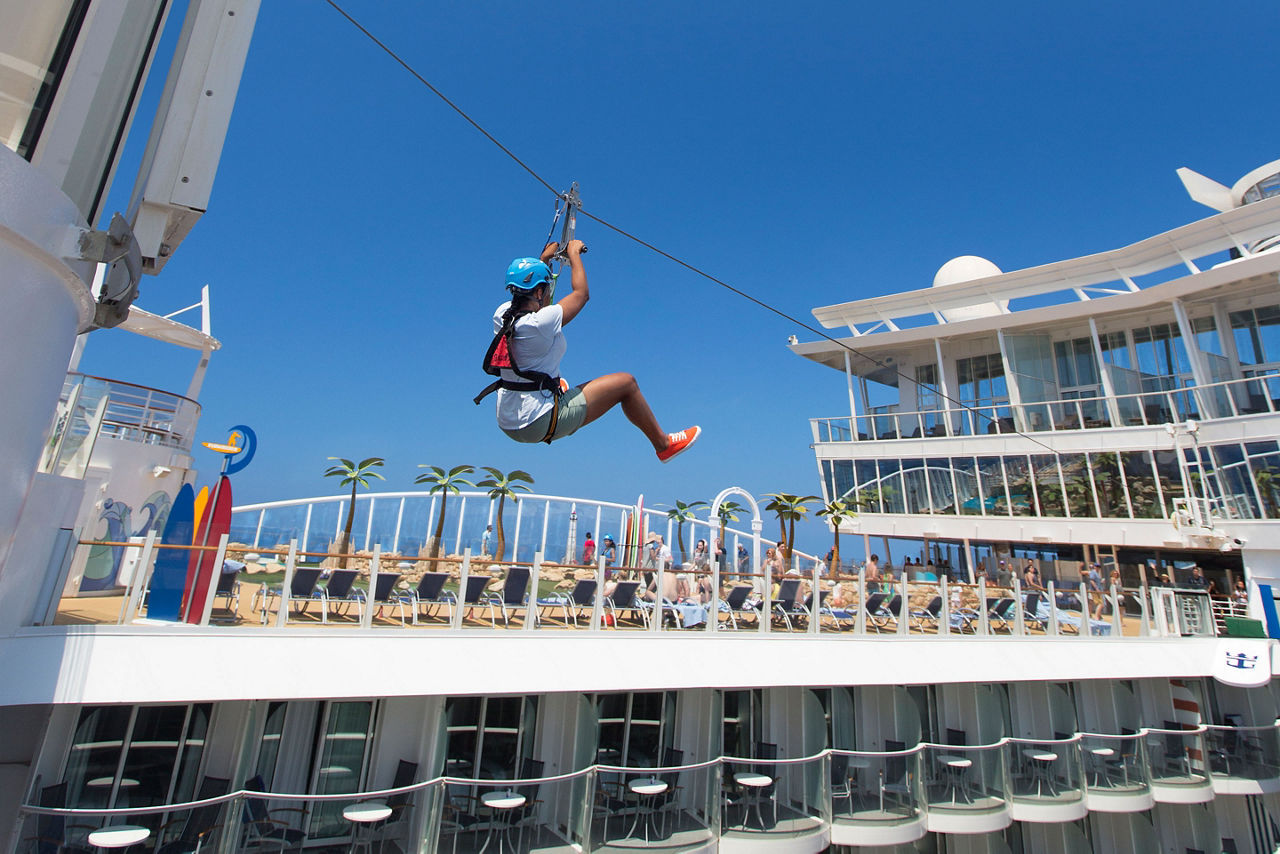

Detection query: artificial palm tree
(662, 499), (707, 566)
(713, 500), (746, 568)
(763, 492), (820, 565)
(414, 465), (475, 558)
(817, 497), (857, 574)
(323, 457), (385, 568)
(476, 467), (534, 562)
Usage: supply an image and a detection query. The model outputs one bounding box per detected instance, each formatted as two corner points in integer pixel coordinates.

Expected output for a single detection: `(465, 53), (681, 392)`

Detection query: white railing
(227, 490), (805, 572)
(54, 372), (200, 452)
(812, 372), (1280, 443)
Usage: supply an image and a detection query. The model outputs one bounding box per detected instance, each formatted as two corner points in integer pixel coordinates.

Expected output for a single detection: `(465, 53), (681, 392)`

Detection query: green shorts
(502, 387), (588, 443)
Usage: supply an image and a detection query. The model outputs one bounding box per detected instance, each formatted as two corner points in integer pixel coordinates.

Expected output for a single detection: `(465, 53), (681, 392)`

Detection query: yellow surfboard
(193, 486), (210, 534)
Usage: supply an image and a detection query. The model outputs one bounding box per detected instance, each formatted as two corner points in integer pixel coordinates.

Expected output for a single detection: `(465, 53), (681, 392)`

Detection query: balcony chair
(719, 584), (759, 630)
(367, 759), (418, 854)
(22, 782), (93, 854)
(483, 566), (531, 628)
(357, 572), (406, 625)
(156, 776), (230, 854)
(319, 569), (361, 622)
(830, 753), (853, 816)
(255, 567), (324, 625)
(240, 775), (306, 853)
(1153, 723), (1193, 779)
(536, 578), (598, 627)
(880, 740), (913, 814)
(651, 747), (686, 837)
(403, 571), (449, 624)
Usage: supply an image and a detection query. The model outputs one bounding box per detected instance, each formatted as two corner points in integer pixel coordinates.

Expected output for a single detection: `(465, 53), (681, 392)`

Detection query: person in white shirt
(486, 240), (700, 462)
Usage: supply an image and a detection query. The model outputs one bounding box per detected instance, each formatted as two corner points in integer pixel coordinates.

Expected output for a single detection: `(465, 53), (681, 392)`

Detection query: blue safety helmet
(505, 257), (554, 303)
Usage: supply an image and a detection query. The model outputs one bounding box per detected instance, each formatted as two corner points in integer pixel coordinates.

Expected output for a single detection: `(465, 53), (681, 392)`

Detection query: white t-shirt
(493, 301), (565, 429)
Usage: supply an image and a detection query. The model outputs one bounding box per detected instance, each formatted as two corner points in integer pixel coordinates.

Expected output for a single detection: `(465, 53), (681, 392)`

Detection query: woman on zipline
(482, 239), (700, 461)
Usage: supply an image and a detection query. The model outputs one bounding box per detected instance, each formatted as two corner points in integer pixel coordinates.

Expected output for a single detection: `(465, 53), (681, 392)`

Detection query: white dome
(933, 255), (1003, 288)
(932, 255), (1007, 322)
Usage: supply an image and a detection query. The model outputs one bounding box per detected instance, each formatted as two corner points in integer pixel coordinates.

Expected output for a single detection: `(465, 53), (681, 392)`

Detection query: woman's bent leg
(578, 373), (667, 451)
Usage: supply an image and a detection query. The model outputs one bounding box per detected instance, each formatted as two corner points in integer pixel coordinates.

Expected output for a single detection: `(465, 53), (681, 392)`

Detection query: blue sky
(84, 0), (1279, 557)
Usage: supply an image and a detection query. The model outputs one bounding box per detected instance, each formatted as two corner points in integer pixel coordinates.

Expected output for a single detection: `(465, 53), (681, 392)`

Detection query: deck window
(597, 691), (675, 769)
(63, 704), (210, 814)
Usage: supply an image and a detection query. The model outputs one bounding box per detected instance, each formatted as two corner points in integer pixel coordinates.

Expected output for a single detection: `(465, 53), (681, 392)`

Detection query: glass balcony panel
(1205, 725), (1280, 782)
(440, 773), (593, 853)
(1144, 728), (1211, 788)
(592, 761), (717, 850)
(1006, 738), (1083, 806)
(922, 743), (1008, 814)
(1080, 733), (1149, 793)
(831, 748), (923, 825)
(721, 755), (827, 841)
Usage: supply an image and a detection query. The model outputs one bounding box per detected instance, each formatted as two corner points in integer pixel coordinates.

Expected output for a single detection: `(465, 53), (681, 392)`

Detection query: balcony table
(87, 825), (150, 850)
(478, 790), (526, 854)
(344, 800), (393, 854)
(733, 772), (774, 830)
(626, 776), (669, 842)
(1087, 747), (1116, 786)
(1023, 750), (1059, 796)
(939, 756), (973, 805)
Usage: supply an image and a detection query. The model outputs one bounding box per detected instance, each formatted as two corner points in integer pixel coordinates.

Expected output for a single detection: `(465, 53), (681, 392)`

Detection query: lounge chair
(537, 578), (598, 627)
(605, 580), (648, 628)
(255, 567), (324, 625)
(156, 776), (230, 853)
(771, 578), (804, 630)
(485, 566), (531, 627)
(910, 595), (943, 631)
(987, 597), (1017, 631)
(358, 572), (406, 625)
(404, 572), (450, 624)
(869, 593), (902, 631)
(212, 567), (241, 619)
(320, 569), (361, 622)
(450, 574), (493, 624)
(719, 584), (758, 630)
(1023, 592), (1048, 632)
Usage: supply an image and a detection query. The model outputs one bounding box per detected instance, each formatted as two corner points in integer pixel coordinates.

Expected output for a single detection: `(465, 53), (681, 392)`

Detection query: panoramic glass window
(0, 2), (86, 156)
(308, 701), (375, 839)
(597, 691), (675, 768)
(63, 704), (210, 814)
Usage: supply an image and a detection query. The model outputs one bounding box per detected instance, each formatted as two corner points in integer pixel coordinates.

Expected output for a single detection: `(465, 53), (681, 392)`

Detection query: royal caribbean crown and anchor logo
(1224, 650), (1260, 671)
(1213, 639), (1272, 688)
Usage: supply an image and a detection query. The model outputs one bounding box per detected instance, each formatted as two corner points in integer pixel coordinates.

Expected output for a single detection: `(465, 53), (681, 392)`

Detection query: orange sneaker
(657, 426), (701, 463)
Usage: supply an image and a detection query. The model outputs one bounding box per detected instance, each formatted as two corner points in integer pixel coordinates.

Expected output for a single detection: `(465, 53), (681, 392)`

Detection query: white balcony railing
(812, 372), (1280, 444)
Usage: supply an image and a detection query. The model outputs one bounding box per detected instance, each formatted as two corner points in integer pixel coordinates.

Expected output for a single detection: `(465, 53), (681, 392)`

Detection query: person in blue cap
(485, 240), (700, 461)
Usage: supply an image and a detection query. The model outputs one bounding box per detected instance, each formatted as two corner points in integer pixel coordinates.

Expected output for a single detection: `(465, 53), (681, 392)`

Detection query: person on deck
(582, 532), (596, 566)
(488, 240), (700, 461)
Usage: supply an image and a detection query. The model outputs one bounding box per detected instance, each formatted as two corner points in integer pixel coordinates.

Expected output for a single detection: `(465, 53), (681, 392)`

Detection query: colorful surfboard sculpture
(183, 475), (232, 623)
(192, 485), (209, 534)
(147, 483), (196, 621)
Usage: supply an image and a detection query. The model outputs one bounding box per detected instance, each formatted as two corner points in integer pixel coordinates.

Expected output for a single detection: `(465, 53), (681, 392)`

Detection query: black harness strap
(477, 306), (564, 443)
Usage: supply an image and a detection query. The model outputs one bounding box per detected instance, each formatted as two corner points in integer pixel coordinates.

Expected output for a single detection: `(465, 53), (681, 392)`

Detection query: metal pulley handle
(553, 182), (587, 262)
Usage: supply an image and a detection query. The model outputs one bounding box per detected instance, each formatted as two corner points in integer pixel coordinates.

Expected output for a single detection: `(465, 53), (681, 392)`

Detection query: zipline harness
(473, 184), (586, 443)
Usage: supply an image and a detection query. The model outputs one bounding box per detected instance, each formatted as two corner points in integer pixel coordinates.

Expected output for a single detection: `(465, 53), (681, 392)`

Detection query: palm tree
(323, 457), (385, 568)
(763, 492), (820, 565)
(476, 467), (534, 562)
(817, 497), (857, 574)
(414, 465), (475, 558)
(713, 500), (746, 568)
(662, 500), (707, 566)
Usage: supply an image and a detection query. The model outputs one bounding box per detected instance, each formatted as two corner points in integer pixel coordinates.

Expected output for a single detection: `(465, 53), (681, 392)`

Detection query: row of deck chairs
(252, 568), (408, 625)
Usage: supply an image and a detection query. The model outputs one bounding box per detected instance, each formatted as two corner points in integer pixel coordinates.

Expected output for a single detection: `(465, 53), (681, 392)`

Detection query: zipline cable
(324, 0), (1060, 456)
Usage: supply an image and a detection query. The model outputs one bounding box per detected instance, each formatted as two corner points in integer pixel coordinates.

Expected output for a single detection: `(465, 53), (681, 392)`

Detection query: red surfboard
(183, 475), (232, 624)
